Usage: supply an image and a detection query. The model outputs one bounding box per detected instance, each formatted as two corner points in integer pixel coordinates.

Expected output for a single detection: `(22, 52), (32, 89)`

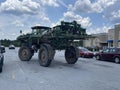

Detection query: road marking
(12, 71), (15, 80)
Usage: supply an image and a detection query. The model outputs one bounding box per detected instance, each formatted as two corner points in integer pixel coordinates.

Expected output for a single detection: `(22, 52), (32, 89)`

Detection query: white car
(9, 45), (15, 49)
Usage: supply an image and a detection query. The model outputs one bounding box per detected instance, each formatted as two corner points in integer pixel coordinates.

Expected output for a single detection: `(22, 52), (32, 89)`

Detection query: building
(84, 33), (108, 49)
(108, 29), (114, 47)
(83, 24), (120, 49)
(108, 24), (120, 47)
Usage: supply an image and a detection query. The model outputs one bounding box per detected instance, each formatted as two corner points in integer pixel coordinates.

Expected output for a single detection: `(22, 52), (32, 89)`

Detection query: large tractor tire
(43, 44), (55, 60)
(38, 44), (55, 67)
(65, 46), (79, 64)
(18, 46), (33, 61)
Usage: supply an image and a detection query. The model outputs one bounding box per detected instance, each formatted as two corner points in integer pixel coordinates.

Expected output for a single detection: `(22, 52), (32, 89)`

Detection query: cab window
(103, 48), (110, 53)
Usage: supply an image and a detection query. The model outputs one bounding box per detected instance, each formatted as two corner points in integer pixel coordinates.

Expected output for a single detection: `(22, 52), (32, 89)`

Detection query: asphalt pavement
(0, 48), (120, 90)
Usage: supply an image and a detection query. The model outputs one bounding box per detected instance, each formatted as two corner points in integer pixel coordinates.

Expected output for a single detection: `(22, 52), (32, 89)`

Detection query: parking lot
(0, 48), (120, 90)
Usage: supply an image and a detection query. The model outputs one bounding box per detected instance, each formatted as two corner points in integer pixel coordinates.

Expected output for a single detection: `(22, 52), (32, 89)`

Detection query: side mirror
(0, 47), (5, 53)
(1, 50), (5, 53)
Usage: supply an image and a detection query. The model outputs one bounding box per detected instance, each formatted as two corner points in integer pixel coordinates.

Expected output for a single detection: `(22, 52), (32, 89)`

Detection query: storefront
(118, 40), (120, 47)
(107, 40), (113, 47)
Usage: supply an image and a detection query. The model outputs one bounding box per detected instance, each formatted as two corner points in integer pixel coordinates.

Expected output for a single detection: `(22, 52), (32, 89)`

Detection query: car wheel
(90, 56), (93, 58)
(82, 55), (85, 58)
(96, 55), (101, 60)
(114, 57), (120, 64)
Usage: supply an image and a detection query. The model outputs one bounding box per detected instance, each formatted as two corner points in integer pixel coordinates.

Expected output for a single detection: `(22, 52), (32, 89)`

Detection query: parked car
(0, 46), (5, 73)
(9, 45), (15, 49)
(78, 47), (94, 58)
(95, 47), (120, 63)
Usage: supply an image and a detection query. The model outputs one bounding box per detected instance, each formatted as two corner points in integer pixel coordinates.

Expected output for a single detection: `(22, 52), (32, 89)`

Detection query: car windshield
(81, 48), (89, 52)
(32, 28), (49, 35)
(103, 48), (110, 53)
(80, 47), (89, 52)
(103, 48), (117, 53)
(9, 45), (14, 47)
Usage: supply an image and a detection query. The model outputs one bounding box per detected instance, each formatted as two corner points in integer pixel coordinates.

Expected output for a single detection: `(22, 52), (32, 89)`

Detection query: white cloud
(51, 11), (92, 28)
(92, 2), (103, 13)
(57, 0), (67, 8)
(69, 0), (117, 13)
(63, 11), (92, 28)
(112, 10), (120, 18)
(40, 0), (59, 7)
(0, 0), (40, 15)
(0, 31), (4, 36)
(0, 0), (51, 28)
(22, 30), (31, 34)
(102, 0), (120, 23)
(12, 20), (24, 27)
(67, 0), (119, 27)
(87, 26), (111, 34)
(73, 0), (93, 13)
(40, 14), (51, 23)
(97, 0), (117, 8)
(111, 10), (120, 20)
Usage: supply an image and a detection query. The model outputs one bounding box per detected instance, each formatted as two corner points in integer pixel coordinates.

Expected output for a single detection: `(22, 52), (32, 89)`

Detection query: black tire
(38, 44), (54, 67)
(1, 57), (4, 66)
(96, 55), (101, 60)
(82, 55), (85, 58)
(0, 67), (2, 73)
(114, 57), (120, 64)
(90, 56), (94, 58)
(43, 44), (55, 60)
(18, 46), (33, 61)
(65, 46), (79, 64)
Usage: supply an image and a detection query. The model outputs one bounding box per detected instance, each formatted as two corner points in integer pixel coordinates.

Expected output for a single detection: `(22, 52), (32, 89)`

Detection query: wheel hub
(22, 49), (28, 58)
(41, 51), (47, 61)
(65, 46), (78, 64)
(96, 56), (99, 59)
(115, 58), (119, 63)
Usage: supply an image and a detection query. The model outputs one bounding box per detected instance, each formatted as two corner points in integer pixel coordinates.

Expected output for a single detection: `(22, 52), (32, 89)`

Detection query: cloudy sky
(0, 0), (120, 40)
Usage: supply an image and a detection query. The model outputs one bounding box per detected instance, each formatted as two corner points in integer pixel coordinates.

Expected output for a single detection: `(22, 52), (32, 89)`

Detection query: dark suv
(95, 47), (120, 63)
(0, 46), (5, 73)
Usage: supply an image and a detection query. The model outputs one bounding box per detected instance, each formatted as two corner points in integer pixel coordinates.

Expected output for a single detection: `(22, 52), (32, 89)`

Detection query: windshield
(32, 28), (49, 35)
(81, 48), (89, 52)
(32, 29), (38, 34)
